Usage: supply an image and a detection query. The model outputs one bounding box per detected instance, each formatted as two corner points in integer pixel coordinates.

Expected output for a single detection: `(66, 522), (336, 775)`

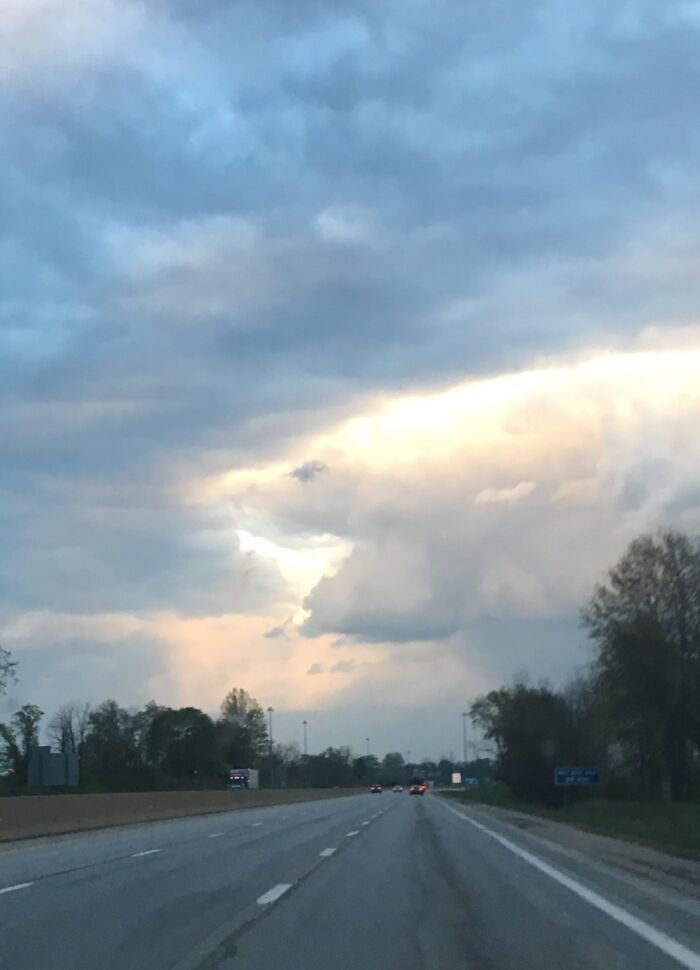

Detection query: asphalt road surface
(2, 792), (699, 969)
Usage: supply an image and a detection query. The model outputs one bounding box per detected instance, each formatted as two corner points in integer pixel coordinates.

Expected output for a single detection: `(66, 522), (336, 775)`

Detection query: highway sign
(554, 767), (600, 786)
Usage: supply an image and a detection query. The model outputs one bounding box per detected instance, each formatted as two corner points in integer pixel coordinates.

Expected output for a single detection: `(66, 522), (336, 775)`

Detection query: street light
(461, 711), (469, 766)
(365, 737), (370, 757)
(267, 707), (274, 786)
(302, 719), (309, 788)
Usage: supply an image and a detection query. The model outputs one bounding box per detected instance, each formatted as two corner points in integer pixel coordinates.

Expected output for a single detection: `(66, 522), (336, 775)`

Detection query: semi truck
(227, 767), (259, 790)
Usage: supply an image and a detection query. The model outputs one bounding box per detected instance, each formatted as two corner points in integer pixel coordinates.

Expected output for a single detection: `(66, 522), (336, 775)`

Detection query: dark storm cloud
(3, 0), (700, 635)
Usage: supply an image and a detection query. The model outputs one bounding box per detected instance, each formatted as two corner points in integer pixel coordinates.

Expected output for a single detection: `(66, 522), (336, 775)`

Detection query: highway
(1, 791), (699, 969)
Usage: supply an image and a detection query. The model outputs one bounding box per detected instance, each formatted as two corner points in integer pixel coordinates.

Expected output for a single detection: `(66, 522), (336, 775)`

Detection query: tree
(81, 700), (143, 788)
(147, 707), (217, 781)
(0, 643), (17, 697)
(583, 531), (700, 800)
(47, 702), (91, 754)
(471, 683), (579, 804)
(380, 752), (405, 785)
(0, 704), (43, 780)
(218, 688), (268, 765)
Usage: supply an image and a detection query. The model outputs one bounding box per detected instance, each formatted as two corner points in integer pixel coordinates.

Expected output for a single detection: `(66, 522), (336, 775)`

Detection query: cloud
(4, 0), (700, 753)
(217, 343), (700, 669)
(329, 659), (357, 674)
(290, 460), (329, 483)
(307, 662), (324, 676)
(264, 625), (287, 640)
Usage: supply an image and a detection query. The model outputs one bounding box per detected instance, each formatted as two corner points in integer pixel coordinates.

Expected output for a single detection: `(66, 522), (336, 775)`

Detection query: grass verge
(442, 783), (700, 856)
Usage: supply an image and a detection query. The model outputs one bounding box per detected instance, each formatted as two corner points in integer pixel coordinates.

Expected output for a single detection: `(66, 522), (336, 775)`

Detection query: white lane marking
(251, 822), (263, 827)
(208, 833), (224, 839)
(443, 803), (700, 970)
(131, 849), (162, 858)
(257, 883), (292, 906)
(319, 848), (336, 857)
(0, 882), (33, 895)
(346, 830), (360, 837)
(361, 821), (371, 826)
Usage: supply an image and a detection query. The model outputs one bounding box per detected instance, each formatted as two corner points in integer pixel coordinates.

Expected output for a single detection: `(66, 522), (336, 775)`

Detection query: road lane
(1, 791), (699, 969)
(0, 793), (385, 970)
(230, 794), (700, 970)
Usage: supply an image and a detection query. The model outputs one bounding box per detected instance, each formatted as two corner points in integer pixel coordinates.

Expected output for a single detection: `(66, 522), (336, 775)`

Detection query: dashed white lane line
(442, 803), (700, 970)
(208, 833), (224, 839)
(346, 830), (360, 837)
(251, 822), (263, 827)
(361, 821), (371, 826)
(0, 882), (33, 896)
(319, 848), (336, 857)
(257, 883), (292, 906)
(131, 849), (162, 858)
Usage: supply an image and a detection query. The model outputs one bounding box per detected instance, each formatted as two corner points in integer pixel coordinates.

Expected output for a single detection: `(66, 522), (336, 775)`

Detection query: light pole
(461, 711), (469, 767)
(302, 719), (309, 788)
(365, 737), (370, 757)
(267, 707), (274, 786)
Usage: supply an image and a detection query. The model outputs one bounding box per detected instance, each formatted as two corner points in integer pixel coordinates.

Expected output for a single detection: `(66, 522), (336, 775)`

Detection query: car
(408, 783), (426, 795)
(370, 783), (382, 793)
(392, 785), (404, 792)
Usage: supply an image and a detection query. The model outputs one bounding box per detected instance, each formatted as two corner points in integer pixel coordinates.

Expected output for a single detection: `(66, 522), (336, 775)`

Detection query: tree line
(471, 531), (700, 804)
(0, 671), (470, 793)
(0, 687), (273, 793)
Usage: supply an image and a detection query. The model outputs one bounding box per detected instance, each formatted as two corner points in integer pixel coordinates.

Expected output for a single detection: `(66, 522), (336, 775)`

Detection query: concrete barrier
(0, 788), (358, 843)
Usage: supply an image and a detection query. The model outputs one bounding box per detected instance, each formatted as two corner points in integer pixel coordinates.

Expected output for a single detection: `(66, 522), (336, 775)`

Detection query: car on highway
(370, 783), (382, 793)
(392, 785), (404, 792)
(408, 783), (426, 795)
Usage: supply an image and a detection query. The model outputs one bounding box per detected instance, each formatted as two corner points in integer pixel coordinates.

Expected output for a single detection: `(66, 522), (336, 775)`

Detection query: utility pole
(461, 711), (469, 767)
(302, 719), (308, 788)
(267, 707), (274, 787)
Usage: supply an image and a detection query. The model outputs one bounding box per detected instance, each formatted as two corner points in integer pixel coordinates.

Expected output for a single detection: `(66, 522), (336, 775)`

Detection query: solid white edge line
(257, 883), (292, 906)
(319, 848), (336, 857)
(131, 849), (162, 858)
(442, 802), (700, 970)
(346, 830), (360, 837)
(0, 882), (33, 895)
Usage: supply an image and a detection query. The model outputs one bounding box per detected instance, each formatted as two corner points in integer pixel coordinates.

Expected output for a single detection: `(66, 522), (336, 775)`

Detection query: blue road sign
(554, 767), (600, 786)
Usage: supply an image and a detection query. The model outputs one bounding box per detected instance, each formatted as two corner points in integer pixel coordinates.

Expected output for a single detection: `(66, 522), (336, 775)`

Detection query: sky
(2, 0), (700, 760)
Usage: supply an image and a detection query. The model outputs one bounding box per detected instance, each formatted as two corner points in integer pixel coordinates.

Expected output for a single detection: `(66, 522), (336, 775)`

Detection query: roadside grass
(442, 783), (700, 856)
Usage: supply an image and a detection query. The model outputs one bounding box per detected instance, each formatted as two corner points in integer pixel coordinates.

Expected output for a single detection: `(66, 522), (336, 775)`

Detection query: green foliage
(583, 530), (700, 800)
(0, 704), (43, 780)
(471, 683), (579, 805)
